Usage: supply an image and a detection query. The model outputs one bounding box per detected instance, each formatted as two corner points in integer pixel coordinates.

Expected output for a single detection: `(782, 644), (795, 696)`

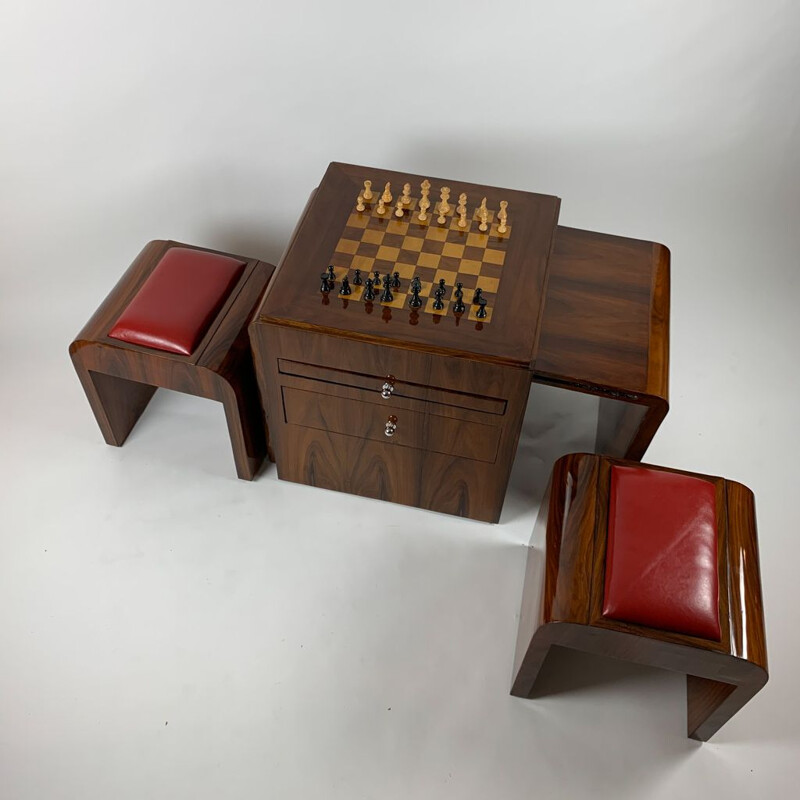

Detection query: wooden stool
(70, 240), (275, 480)
(511, 453), (768, 741)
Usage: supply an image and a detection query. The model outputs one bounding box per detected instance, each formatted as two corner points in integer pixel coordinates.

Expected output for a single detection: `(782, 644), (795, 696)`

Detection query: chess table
(249, 163), (669, 522)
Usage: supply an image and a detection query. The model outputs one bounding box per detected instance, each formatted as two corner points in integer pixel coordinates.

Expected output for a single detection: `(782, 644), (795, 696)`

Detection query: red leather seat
(602, 465), (720, 640)
(108, 247), (246, 356)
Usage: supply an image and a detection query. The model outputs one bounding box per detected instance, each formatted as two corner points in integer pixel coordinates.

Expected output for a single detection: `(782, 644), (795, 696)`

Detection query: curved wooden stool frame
(511, 453), (768, 741)
(70, 240), (275, 480)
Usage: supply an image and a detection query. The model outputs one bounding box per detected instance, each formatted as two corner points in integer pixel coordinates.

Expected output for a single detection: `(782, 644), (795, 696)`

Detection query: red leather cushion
(108, 247), (246, 356)
(602, 465), (720, 640)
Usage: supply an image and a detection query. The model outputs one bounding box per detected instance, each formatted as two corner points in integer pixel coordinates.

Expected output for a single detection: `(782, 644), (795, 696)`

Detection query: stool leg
(74, 363), (156, 446)
(686, 670), (766, 741)
(217, 374), (267, 481)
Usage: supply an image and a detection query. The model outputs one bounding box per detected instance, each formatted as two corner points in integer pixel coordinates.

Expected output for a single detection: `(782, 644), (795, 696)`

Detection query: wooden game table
(249, 163), (668, 522)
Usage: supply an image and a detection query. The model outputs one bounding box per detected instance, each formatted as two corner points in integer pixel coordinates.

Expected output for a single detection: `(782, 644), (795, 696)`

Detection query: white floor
(2, 2), (800, 797)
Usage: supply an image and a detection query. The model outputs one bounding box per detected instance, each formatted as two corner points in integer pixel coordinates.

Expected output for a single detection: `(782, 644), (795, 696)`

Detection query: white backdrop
(1, 2), (799, 798)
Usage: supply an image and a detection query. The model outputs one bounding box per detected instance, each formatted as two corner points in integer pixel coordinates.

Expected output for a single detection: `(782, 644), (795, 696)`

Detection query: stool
(511, 453), (768, 741)
(70, 240), (276, 479)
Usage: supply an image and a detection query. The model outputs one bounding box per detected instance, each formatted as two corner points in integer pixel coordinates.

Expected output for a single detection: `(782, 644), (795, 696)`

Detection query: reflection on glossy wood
(511, 453), (767, 741)
(70, 240), (276, 480)
(534, 227), (670, 460)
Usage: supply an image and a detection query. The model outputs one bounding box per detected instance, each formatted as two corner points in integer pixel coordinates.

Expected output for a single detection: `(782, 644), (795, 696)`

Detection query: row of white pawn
(356, 179), (509, 234)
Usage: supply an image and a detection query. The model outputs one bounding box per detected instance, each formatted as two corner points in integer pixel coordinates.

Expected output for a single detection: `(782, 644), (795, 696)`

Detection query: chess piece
(382, 182), (393, 204)
(353, 269), (363, 285)
(326, 265), (336, 289)
(373, 270), (381, 285)
(418, 196), (430, 221)
(497, 200), (508, 234)
(391, 271), (401, 289)
(401, 183), (412, 205)
(376, 195), (386, 215)
(395, 198), (404, 218)
(432, 286), (445, 311)
(411, 276), (422, 292)
(380, 274), (393, 303)
(362, 180), (374, 201)
(479, 207), (489, 232)
(356, 194), (365, 212)
(439, 187), (451, 216)
(472, 287), (484, 305)
(476, 295), (488, 318)
(457, 192), (467, 214)
(409, 283), (422, 308)
(458, 207), (467, 228)
(363, 278), (375, 301)
(478, 196), (488, 218)
(453, 282), (465, 314)
(320, 271), (331, 293)
(420, 179), (431, 196)
(339, 276), (352, 296)
(437, 207), (447, 225)
(438, 278), (446, 294)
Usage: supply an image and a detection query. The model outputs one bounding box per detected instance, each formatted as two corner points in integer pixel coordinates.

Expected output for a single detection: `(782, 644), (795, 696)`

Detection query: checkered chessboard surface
(326, 194), (512, 323)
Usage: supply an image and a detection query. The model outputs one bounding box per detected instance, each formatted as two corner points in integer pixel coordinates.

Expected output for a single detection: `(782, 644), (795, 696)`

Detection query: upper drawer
(282, 386), (501, 463)
(278, 358), (506, 415)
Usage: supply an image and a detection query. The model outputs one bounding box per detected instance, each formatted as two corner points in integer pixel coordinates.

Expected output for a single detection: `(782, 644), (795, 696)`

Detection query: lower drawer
(282, 386), (500, 463)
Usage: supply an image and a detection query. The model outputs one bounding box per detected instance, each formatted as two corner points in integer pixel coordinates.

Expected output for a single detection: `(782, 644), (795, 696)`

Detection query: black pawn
(409, 284), (422, 308)
(339, 276), (352, 296)
(391, 271), (401, 289)
(432, 286), (445, 311)
(411, 276), (422, 293)
(380, 274), (393, 303)
(364, 278), (375, 301)
(327, 265), (336, 286)
(472, 287), (483, 305)
(476, 295), (488, 318)
(453, 283), (466, 313)
(320, 272), (331, 293)
(373, 270), (381, 286)
(353, 269), (363, 285)
(437, 278), (446, 294)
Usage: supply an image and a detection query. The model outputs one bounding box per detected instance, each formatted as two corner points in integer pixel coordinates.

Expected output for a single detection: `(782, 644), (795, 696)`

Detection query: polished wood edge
(646, 242), (670, 401)
(254, 316), (532, 369)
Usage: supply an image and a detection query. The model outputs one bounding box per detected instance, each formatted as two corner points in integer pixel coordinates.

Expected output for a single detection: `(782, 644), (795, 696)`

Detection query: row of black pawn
(320, 265), (488, 317)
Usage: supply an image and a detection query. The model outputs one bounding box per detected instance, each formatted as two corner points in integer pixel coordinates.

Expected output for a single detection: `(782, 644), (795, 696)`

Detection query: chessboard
(326, 189), (511, 323)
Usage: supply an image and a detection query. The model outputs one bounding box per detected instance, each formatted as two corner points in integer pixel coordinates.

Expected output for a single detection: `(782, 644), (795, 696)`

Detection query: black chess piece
(353, 269), (363, 285)
(380, 274), (394, 303)
(373, 270), (381, 286)
(320, 271), (331, 293)
(472, 287), (483, 305)
(432, 286), (445, 311)
(453, 283), (466, 313)
(411, 276), (422, 293)
(364, 277), (375, 301)
(476, 295), (488, 318)
(339, 276), (352, 295)
(391, 271), (401, 289)
(409, 284), (422, 308)
(327, 265), (336, 288)
(437, 278), (446, 294)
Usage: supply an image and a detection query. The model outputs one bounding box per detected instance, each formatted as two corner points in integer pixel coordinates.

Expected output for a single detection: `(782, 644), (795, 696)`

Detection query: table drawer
(278, 358), (506, 415)
(282, 386), (501, 463)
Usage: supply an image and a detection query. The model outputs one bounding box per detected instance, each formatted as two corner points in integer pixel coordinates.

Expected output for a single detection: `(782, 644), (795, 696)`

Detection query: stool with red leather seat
(70, 240), (275, 480)
(511, 453), (768, 741)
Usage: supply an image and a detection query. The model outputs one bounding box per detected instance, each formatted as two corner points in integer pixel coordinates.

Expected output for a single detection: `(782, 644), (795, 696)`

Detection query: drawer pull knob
(384, 415), (398, 437)
(381, 378), (396, 399)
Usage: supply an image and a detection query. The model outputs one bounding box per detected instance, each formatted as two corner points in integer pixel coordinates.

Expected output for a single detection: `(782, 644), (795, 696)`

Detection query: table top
(257, 163), (561, 368)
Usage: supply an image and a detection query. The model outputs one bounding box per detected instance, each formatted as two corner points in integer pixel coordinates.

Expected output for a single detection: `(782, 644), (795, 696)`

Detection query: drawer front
(278, 358), (506, 415)
(282, 386), (501, 463)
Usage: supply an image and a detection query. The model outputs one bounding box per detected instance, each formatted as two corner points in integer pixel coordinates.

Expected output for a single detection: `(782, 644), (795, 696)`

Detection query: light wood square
(376, 245), (400, 262)
(394, 262), (416, 279)
(336, 238), (360, 255)
(362, 229), (385, 245)
(468, 305), (493, 323)
(425, 296), (449, 316)
(426, 226), (449, 242)
(467, 232), (489, 248)
(459, 259), (483, 275)
(352, 254), (375, 271)
(442, 242), (465, 258)
(387, 218), (409, 235)
(402, 236), (424, 252)
(347, 213), (369, 228)
(417, 252), (441, 268)
(483, 249), (505, 265)
(475, 276), (499, 294)
(434, 269), (457, 286)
